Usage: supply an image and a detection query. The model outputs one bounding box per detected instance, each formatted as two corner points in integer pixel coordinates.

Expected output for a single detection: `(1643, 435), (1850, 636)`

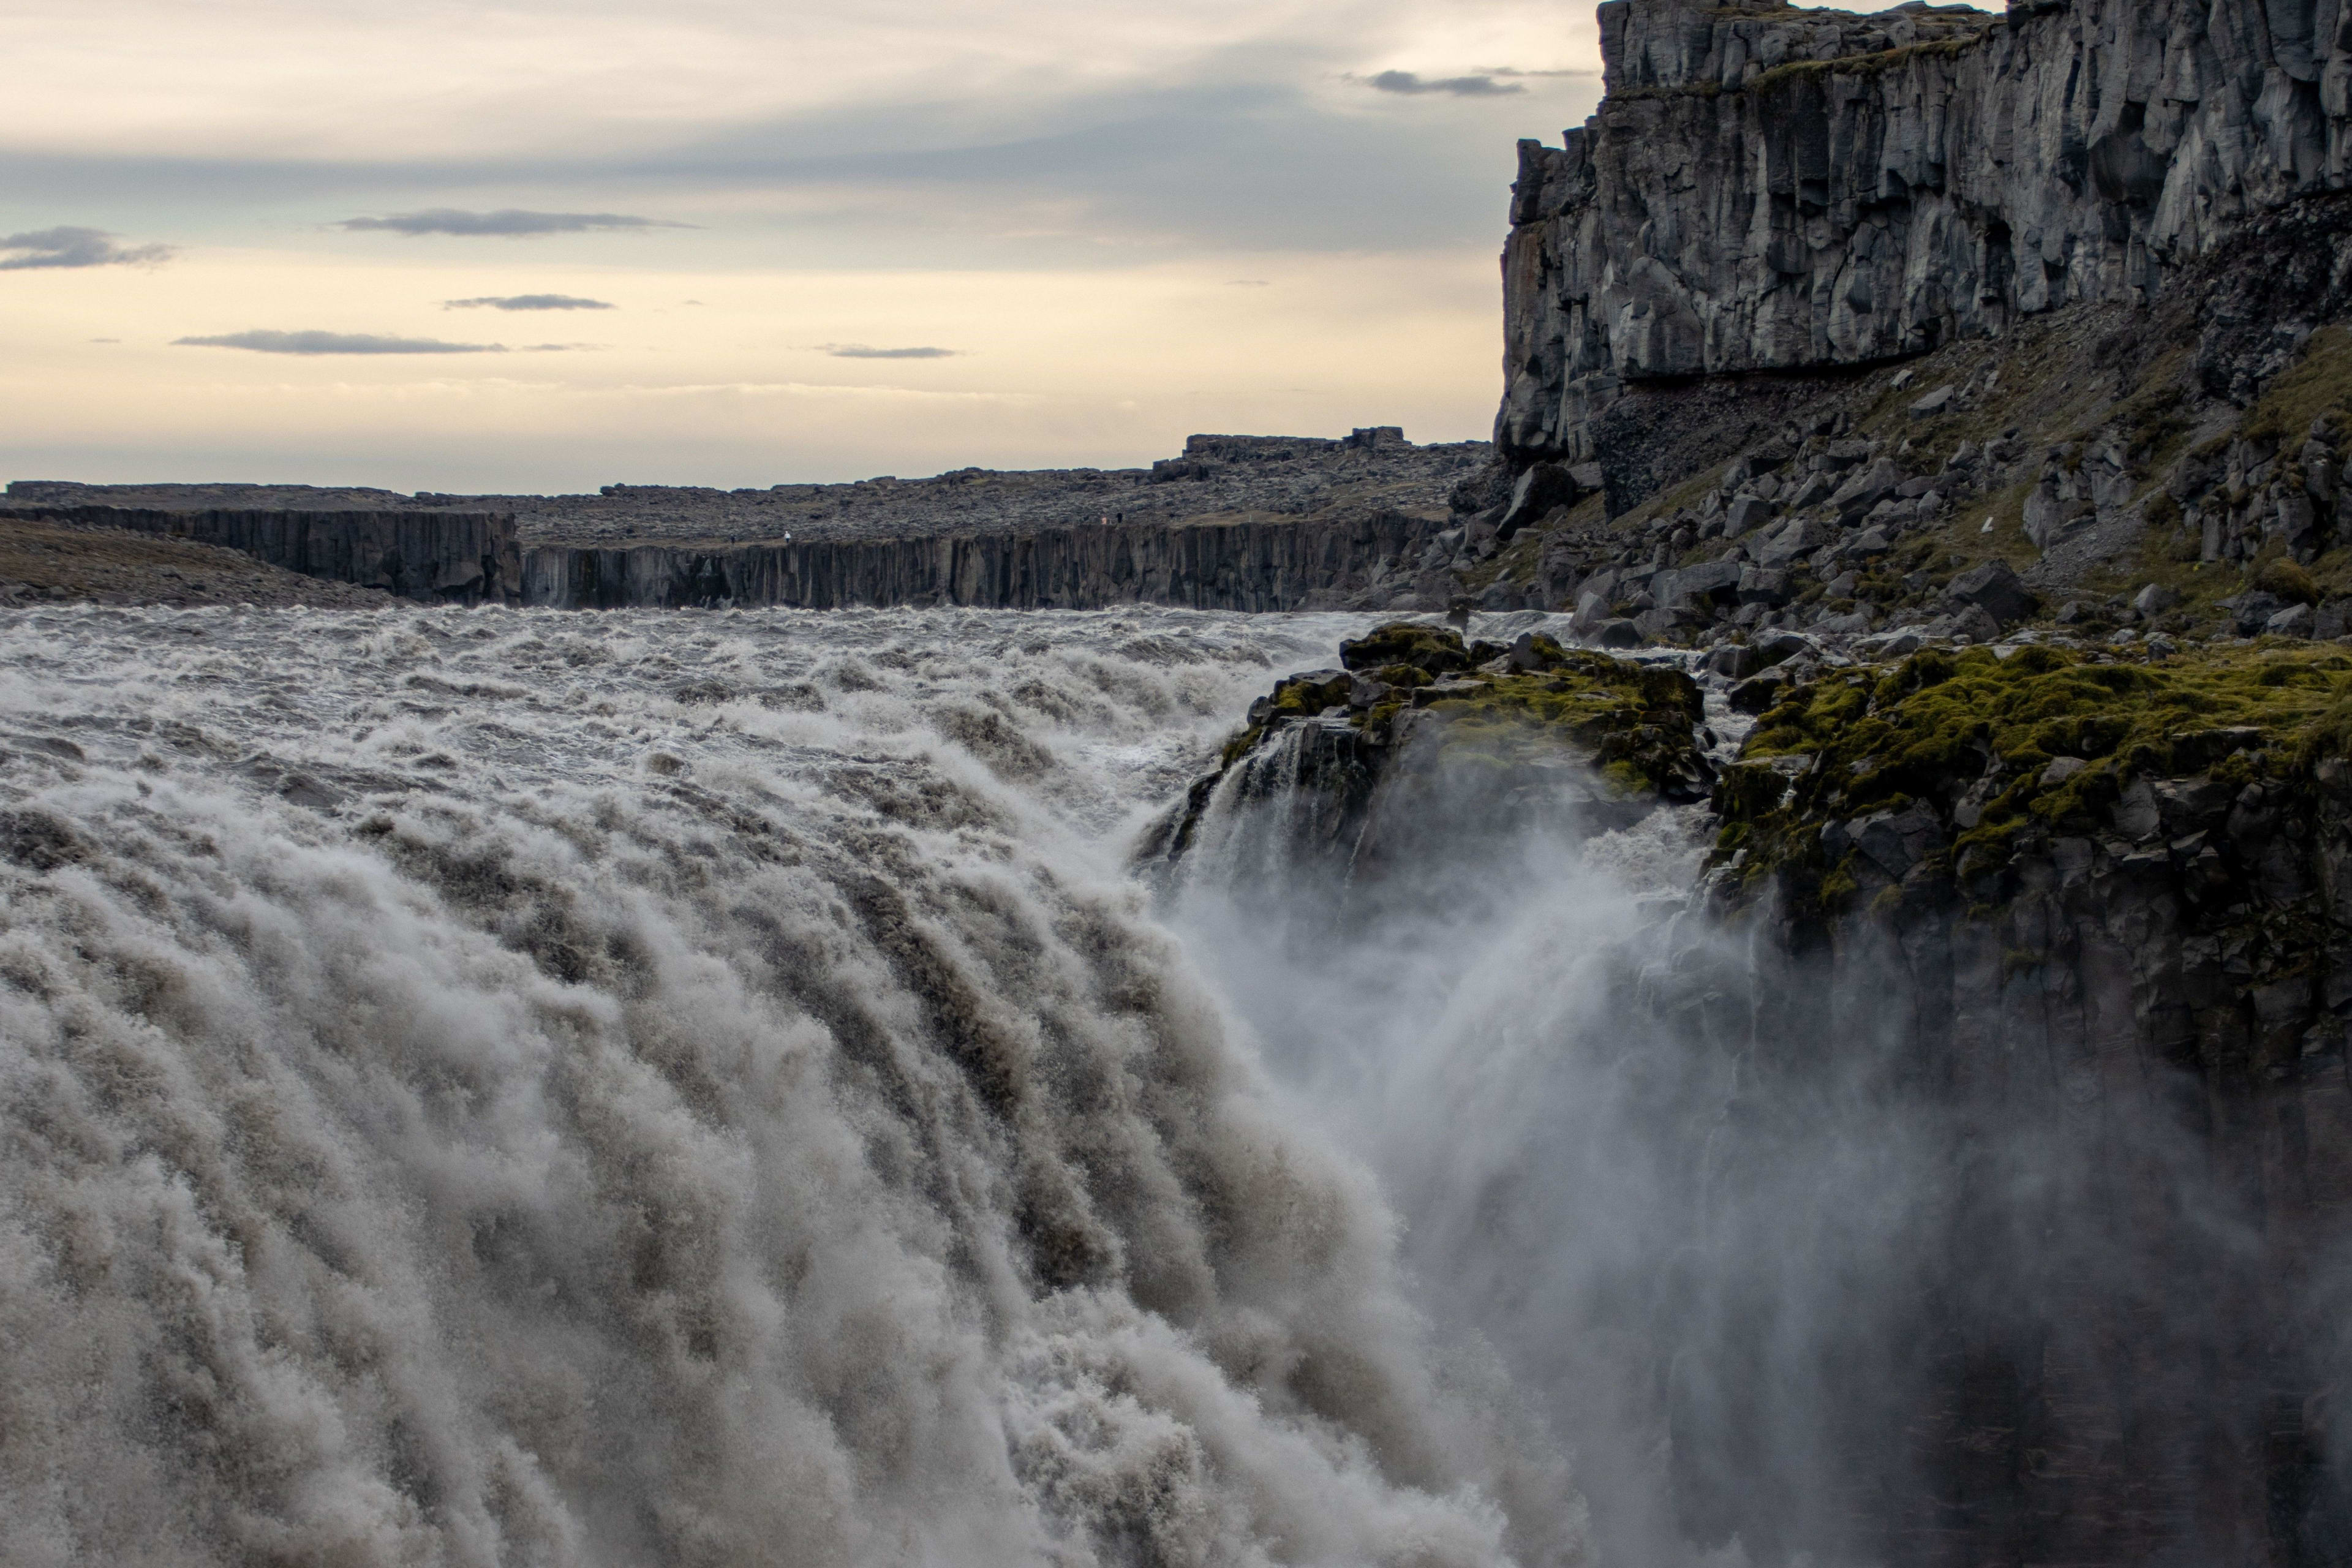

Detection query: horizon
(0, 0), (1635, 495)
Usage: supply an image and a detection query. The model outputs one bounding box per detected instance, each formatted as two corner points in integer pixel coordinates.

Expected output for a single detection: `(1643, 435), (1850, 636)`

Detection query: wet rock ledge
(1147, 621), (1711, 873)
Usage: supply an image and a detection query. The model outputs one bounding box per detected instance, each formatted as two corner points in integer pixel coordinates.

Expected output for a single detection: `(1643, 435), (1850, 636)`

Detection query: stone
(1728, 667), (1792, 714)
(2042, 756), (2090, 787)
(2223, 591), (2285, 635)
(1944, 560), (2035, 627)
(1705, 643), (1761, 680)
(1496, 461), (1582, 540)
(2132, 582), (2181, 618)
(1596, 618), (1646, 649)
(1785, 472), (1835, 510)
(1854, 804), (1945, 880)
(1736, 565), (1794, 606)
(1909, 386), (1955, 419)
(1657, 559), (1744, 609)
(1724, 495), (1775, 535)
(1857, 629), (1925, 660)
(1757, 518), (1829, 570)
(1830, 459), (1901, 520)
(1411, 677), (1492, 706)
(2111, 779), (2162, 842)
(2269, 603), (2317, 638)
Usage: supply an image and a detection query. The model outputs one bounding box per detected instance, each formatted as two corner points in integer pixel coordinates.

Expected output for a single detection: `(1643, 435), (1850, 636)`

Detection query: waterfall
(0, 604), (1583, 1568)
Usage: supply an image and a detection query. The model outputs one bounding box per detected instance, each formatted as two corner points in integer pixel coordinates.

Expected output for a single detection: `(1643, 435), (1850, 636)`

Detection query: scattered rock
(1944, 560), (2035, 627)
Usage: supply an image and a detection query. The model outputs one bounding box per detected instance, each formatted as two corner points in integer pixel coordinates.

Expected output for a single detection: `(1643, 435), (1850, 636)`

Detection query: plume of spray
(1166, 688), (2322, 1565)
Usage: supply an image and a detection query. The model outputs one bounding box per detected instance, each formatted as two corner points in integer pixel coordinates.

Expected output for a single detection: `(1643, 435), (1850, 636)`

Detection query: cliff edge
(1499, 0), (2352, 466)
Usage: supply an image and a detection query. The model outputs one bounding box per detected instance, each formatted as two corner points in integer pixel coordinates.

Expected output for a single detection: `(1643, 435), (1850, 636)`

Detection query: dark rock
(1853, 804), (1944, 880)
(1728, 668), (1792, 714)
(1830, 458), (1901, 520)
(1596, 619), (1646, 649)
(1703, 643), (1760, 680)
(1736, 565), (1793, 606)
(1657, 559), (1743, 609)
(1497, 461), (1581, 540)
(1943, 560), (2035, 626)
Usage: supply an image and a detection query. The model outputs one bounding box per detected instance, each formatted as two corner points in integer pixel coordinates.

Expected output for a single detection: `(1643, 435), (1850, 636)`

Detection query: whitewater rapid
(0, 603), (1583, 1568)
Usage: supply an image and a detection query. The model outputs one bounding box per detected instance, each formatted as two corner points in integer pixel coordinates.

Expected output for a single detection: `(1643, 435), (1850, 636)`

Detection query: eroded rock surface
(1499, 0), (2352, 466)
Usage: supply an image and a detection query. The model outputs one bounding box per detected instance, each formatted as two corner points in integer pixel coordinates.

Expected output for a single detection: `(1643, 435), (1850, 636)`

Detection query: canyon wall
(0, 505), (1446, 614)
(0, 504), (519, 605)
(1499, 0), (2352, 467)
(518, 508), (1443, 612)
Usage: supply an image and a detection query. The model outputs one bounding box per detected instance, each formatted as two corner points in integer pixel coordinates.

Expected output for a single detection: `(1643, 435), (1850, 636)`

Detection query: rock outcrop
(1499, 0), (2352, 467)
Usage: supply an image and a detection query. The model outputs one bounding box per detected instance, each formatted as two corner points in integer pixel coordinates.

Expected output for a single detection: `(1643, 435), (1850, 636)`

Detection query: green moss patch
(1211, 624), (1710, 803)
(1720, 641), (2352, 899)
(2242, 324), (2352, 453)
(1407, 641), (1708, 797)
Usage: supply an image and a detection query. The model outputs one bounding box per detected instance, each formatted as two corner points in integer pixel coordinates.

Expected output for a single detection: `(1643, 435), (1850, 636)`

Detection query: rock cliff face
(1499, 0), (2352, 466)
(1700, 639), (2352, 1564)
(520, 508), (1444, 612)
(0, 505), (519, 605)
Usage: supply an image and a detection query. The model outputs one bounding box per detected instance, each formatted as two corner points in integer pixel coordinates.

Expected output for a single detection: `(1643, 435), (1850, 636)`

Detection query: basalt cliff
(1498, 0), (2352, 469)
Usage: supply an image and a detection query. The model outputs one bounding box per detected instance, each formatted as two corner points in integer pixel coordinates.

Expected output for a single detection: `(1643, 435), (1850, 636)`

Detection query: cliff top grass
(1719, 640), (2352, 884)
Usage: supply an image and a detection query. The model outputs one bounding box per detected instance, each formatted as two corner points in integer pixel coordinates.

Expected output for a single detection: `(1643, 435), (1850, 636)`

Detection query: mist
(1163, 671), (2337, 1565)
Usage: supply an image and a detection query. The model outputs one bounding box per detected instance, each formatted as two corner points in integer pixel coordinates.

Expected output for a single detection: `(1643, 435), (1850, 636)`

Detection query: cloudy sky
(2, 0), (1615, 492)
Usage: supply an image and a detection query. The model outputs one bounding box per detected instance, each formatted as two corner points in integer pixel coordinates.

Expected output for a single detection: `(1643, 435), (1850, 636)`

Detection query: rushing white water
(0, 603), (1586, 1568)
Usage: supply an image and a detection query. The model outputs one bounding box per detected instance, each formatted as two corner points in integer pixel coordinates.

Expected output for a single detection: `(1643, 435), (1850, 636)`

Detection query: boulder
(1658, 559), (1744, 609)
(1728, 667), (1793, 714)
(1596, 619), (1646, 649)
(1724, 495), (1776, 535)
(1757, 518), (1830, 570)
(1705, 643), (1762, 680)
(1497, 462), (1581, 540)
(1736, 565), (1794, 606)
(1944, 560), (2035, 626)
(1830, 459), (1901, 519)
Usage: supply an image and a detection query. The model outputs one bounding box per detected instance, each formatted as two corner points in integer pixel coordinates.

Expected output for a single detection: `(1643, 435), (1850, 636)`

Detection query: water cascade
(0, 605), (1581, 1568)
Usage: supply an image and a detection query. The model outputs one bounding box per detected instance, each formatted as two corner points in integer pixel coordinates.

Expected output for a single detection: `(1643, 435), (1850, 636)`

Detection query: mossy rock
(1717, 641), (2352, 903)
(1205, 624), (1713, 808)
(1270, 671), (1353, 717)
(1339, 622), (1506, 676)
(1385, 635), (1709, 799)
